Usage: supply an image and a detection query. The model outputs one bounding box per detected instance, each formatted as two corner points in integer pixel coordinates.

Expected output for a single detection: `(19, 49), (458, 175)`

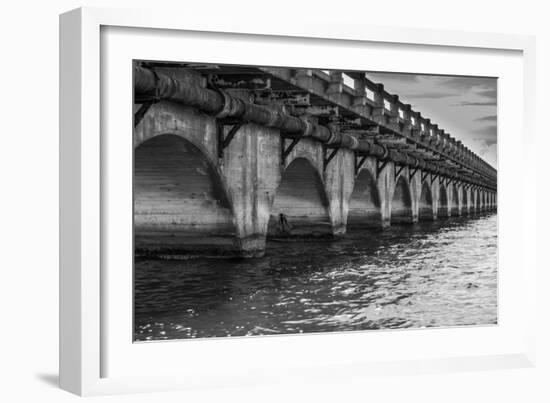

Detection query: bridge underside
(267, 158), (332, 238)
(134, 134), (238, 255)
(347, 169), (381, 229)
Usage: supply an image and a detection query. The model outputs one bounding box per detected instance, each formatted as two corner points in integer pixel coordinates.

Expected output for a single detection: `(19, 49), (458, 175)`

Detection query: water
(134, 213), (497, 341)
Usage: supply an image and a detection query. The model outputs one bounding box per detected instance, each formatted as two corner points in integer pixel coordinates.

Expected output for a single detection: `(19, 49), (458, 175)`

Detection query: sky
(364, 72), (497, 169)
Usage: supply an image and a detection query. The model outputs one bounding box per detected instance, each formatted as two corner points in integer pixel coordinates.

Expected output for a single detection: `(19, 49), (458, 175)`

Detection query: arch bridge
(133, 62), (497, 257)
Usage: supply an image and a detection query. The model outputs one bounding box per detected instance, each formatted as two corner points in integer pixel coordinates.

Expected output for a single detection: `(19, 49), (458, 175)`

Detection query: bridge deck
(137, 62), (496, 190)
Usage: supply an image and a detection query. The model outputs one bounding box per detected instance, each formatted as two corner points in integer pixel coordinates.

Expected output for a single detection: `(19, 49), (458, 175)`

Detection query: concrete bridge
(133, 63), (497, 257)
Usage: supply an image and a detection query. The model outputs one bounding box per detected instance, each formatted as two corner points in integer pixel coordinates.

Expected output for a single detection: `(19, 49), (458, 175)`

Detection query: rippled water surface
(134, 213), (497, 341)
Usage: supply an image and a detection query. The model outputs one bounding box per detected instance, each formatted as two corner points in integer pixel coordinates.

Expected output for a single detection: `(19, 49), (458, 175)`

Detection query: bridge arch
(134, 102), (218, 160)
(418, 181), (434, 221)
(390, 176), (413, 224)
(438, 184), (449, 218)
(348, 167), (381, 228)
(134, 133), (237, 254)
(450, 185), (459, 216)
(283, 146), (323, 174)
(268, 157), (332, 237)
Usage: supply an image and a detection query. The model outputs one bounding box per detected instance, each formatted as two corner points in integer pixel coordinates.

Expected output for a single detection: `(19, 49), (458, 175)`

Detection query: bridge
(133, 62), (497, 257)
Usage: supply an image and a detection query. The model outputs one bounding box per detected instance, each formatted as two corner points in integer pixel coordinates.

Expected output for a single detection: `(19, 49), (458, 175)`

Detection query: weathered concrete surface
(346, 160), (381, 228)
(134, 134), (235, 253)
(437, 184), (450, 218)
(268, 156), (331, 238)
(324, 148), (355, 235)
(450, 186), (460, 216)
(134, 102), (236, 255)
(222, 122), (281, 256)
(134, 102), (497, 257)
(391, 175), (414, 224)
(460, 187), (468, 215)
(418, 181), (435, 221)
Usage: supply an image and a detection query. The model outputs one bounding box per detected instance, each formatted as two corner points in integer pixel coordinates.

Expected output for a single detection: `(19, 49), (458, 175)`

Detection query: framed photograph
(60, 7), (537, 396)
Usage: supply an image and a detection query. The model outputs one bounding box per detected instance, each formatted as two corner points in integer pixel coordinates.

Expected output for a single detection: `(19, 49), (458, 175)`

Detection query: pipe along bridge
(133, 62), (497, 257)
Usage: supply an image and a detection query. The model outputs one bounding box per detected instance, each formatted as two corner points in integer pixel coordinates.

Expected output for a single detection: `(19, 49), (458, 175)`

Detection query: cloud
(402, 91), (457, 99)
(471, 125), (497, 146)
(454, 101), (497, 106)
(440, 76), (495, 91)
(470, 139), (497, 168)
(479, 143), (497, 168)
(473, 125), (497, 136)
(475, 115), (497, 122)
(437, 77), (497, 105)
(365, 72), (419, 83)
(476, 89), (497, 99)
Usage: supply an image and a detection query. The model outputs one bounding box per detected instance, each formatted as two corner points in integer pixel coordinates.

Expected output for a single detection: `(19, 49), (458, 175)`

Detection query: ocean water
(134, 213), (497, 341)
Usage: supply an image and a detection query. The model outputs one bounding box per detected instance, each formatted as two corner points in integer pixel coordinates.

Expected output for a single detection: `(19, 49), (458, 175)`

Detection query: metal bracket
(421, 171), (429, 183)
(281, 134), (304, 165)
(218, 121), (245, 159)
(323, 146), (339, 171)
(354, 153), (368, 176)
(134, 68), (161, 127)
(376, 159), (389, 179)
(134, 101), (155, 127)
(394, 165), (405, 180)
(430, 173), (438, 185)
(409, 167), (419, 182)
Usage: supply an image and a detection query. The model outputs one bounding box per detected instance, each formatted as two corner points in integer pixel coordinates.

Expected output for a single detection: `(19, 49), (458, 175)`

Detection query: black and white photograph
(133, 60), (498, 341)
(4, 0), (549, 400)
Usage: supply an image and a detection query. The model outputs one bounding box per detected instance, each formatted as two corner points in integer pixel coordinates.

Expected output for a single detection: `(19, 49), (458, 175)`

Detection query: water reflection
(134, 213), (497, 341)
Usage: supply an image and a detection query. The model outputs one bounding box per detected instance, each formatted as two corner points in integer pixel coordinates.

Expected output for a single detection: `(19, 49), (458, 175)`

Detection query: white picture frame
(60, 6), (537, 396)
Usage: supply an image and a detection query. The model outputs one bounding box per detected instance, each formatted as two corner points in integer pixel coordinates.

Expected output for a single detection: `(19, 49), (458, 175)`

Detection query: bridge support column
(437, 178), (451, 219)
(471, 189), (475, 213)
(460, 194), (464, 216)
(223, 123), (282, 257)
(324, 149), (355, 235)
(409, 168), (421, 223)
(377, 162), (392, 227)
